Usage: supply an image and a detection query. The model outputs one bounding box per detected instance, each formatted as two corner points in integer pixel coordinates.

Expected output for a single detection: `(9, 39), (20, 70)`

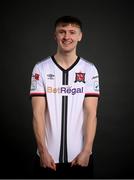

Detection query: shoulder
(32, 56), (52, 69)
(80, 57), (98, 71)
(36, 56), (51, 66)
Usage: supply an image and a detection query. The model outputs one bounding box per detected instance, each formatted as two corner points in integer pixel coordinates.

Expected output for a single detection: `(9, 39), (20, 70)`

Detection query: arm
(71, 96), (98, 167)
(32, 96), (56, 170)
(82, 96), (98, 154)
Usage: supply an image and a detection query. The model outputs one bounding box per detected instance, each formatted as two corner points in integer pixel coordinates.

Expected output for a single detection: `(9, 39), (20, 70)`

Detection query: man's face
(54, 23), (82, 53)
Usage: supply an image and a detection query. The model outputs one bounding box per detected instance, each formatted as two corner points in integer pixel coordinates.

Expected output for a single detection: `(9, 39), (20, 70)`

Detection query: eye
(59, 30), (65, 34)
(70, 31), (76, 34)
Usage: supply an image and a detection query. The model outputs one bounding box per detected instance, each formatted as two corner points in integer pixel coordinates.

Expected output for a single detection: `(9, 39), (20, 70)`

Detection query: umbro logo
(47, 74), (55, 80)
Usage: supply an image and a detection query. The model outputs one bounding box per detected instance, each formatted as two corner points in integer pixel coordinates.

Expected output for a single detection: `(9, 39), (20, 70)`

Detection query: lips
(62, 41), (72, 45)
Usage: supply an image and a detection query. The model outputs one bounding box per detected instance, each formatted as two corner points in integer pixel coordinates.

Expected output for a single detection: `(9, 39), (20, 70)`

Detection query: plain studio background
(1, 0), (134, 178)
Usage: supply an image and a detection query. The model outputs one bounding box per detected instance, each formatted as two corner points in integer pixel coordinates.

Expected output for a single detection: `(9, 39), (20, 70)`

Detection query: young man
(30, 15), (100, 178)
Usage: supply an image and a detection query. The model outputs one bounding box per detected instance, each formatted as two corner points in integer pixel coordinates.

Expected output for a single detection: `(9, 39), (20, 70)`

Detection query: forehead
(55, 23), (81, 31)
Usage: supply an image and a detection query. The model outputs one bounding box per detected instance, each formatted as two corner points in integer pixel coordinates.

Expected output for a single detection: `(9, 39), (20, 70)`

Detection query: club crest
(74, 72), (85, 83)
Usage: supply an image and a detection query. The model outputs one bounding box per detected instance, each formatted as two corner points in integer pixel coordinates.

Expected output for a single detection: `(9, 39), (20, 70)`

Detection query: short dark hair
(54, 16), (82, 31)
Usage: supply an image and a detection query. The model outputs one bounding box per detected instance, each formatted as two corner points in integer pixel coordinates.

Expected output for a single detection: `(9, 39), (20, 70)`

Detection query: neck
(54, 51), (78, 69)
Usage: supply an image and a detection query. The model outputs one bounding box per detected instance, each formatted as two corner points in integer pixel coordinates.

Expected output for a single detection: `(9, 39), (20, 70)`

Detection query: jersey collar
(51, 56), (80, 72)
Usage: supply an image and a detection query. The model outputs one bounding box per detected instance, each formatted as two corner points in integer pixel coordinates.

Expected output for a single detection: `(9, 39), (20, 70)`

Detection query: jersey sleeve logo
(93, 81), (99, 91)
(33, 73), (40, 80)
(31, 73), (40, 90)
(74, 72), (85, 83)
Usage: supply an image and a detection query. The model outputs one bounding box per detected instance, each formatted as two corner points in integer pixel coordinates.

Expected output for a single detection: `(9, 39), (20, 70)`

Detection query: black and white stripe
(59, 71), (68, 163)
(51, 56), (80, 163)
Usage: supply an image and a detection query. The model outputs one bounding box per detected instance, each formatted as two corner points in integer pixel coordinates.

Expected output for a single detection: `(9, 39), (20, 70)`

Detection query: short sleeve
(30, 64), (46, 97)
(85, 64), (100, 97)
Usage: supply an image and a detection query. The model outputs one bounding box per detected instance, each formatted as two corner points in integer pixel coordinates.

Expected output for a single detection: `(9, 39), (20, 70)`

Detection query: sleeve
(29, 64), (46, 97)
(85, 64), (100, 97)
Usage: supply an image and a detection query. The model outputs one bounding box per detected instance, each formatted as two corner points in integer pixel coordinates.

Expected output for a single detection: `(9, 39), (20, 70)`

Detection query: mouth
(62, 41), (72, 45)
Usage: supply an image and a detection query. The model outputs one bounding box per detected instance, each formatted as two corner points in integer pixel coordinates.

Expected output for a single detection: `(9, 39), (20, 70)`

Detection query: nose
(63, 32), (70, 39)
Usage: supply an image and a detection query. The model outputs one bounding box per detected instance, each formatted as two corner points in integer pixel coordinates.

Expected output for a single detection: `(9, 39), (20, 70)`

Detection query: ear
(78, 32), (83, 42)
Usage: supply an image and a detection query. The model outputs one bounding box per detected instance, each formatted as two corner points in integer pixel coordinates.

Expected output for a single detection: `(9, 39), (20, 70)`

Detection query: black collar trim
(51, 56), (80, 72)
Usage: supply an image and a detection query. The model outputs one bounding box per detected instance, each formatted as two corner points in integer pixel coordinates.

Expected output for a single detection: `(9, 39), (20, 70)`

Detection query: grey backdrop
(1, 0), (134, 178)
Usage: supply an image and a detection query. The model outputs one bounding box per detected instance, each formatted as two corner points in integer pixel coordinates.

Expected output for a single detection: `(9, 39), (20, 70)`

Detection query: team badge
(74, 72), (85, 83)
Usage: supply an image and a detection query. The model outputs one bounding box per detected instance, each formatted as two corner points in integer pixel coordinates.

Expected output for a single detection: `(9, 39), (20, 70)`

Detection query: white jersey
(30, 56), (100, 163)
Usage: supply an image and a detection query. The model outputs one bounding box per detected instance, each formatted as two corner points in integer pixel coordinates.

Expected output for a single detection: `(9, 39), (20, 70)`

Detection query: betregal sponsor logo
(47, 86), (84, 95)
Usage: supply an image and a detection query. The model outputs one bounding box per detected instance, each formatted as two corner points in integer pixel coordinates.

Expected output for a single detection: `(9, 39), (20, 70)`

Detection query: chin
(62, 47), (75, 53)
